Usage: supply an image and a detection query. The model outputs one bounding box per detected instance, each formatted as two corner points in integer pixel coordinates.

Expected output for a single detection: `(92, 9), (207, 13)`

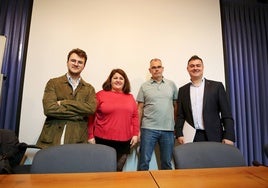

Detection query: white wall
(0, 35), (6, 102)
(19, 0), (225, 169)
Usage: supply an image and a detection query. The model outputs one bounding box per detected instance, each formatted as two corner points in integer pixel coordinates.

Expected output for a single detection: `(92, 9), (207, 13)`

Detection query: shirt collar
(150, 77), (165, 84)
(190, 77), (204, 87)
(66, 73), (81, 83)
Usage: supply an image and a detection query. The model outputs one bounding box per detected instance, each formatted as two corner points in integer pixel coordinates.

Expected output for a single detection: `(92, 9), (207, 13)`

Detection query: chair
(252, 144), (268, 166)
(264, 144), (268, 158)
(30, 143), (117, 173)
(173, 142), (246, 169)
(0, 129), (40, 174)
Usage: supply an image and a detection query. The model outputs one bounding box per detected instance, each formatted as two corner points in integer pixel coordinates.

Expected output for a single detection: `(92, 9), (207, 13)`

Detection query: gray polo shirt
(137, 78), (178, 131)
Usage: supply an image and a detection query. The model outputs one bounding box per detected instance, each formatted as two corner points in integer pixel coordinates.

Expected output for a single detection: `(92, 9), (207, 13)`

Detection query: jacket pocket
(38, 122), (64, 144)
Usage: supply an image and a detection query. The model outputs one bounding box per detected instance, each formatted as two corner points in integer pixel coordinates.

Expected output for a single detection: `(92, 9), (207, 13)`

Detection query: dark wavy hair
(67, 48), (87, 64)
(102, 69), (131, 94)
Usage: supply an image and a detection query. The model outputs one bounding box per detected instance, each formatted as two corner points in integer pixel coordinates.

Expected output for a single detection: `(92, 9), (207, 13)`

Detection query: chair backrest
(31, 144), (117, 173)
(173, 142), (246, 169)
(0, 129), (26, 167)
(264, 144), (268, 158)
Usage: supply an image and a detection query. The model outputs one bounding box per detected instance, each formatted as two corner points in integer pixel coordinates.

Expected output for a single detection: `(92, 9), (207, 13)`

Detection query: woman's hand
(130, 136), (138, 148)
(88, 138), (96, 144)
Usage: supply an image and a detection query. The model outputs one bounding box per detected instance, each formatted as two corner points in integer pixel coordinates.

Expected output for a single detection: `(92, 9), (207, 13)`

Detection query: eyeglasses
(69, 59), (85, 66)
(151, 66), (162, 70)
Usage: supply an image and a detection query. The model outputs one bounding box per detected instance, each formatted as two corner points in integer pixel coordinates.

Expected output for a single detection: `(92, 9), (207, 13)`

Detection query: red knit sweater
(88, 90), (139, 141)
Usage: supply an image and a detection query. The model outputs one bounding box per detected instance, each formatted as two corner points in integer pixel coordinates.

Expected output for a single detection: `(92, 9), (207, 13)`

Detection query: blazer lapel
(203, 79), (210, 111)
(185, 83), (194, 126)
(186, 83), (192, 111)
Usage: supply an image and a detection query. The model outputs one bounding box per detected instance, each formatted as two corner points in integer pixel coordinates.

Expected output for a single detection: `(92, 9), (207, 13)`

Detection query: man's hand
(177, 136), (185, 144)
(222, 139), (234, 145)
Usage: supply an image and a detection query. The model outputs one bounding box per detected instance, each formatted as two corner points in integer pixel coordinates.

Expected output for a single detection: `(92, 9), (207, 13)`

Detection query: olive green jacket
(36, 74), (96, 148)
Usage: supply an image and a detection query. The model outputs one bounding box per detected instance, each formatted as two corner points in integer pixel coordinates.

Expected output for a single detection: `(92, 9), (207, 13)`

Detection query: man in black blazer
(175, 55), (235, 145)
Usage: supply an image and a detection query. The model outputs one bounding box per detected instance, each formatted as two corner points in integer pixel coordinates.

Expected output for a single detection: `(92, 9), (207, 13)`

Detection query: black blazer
(175, 79), (235, 142)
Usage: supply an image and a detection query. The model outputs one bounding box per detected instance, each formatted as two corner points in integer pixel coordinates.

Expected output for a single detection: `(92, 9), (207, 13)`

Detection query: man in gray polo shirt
(137, 58), (178, 170)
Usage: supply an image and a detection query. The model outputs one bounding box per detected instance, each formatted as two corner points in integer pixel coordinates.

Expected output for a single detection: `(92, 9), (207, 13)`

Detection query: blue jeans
(138, 128), (174, 170)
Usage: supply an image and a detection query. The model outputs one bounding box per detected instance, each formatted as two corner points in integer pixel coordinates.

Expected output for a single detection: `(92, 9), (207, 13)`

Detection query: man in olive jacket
(36, 48), (97, 148)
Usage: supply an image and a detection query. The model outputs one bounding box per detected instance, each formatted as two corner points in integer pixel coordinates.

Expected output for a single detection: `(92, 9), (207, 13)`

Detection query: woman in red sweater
(88, 68), (139, 171)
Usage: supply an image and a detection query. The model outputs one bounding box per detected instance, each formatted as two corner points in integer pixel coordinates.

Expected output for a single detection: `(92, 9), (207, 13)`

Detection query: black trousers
(194, 130), (208, 142)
